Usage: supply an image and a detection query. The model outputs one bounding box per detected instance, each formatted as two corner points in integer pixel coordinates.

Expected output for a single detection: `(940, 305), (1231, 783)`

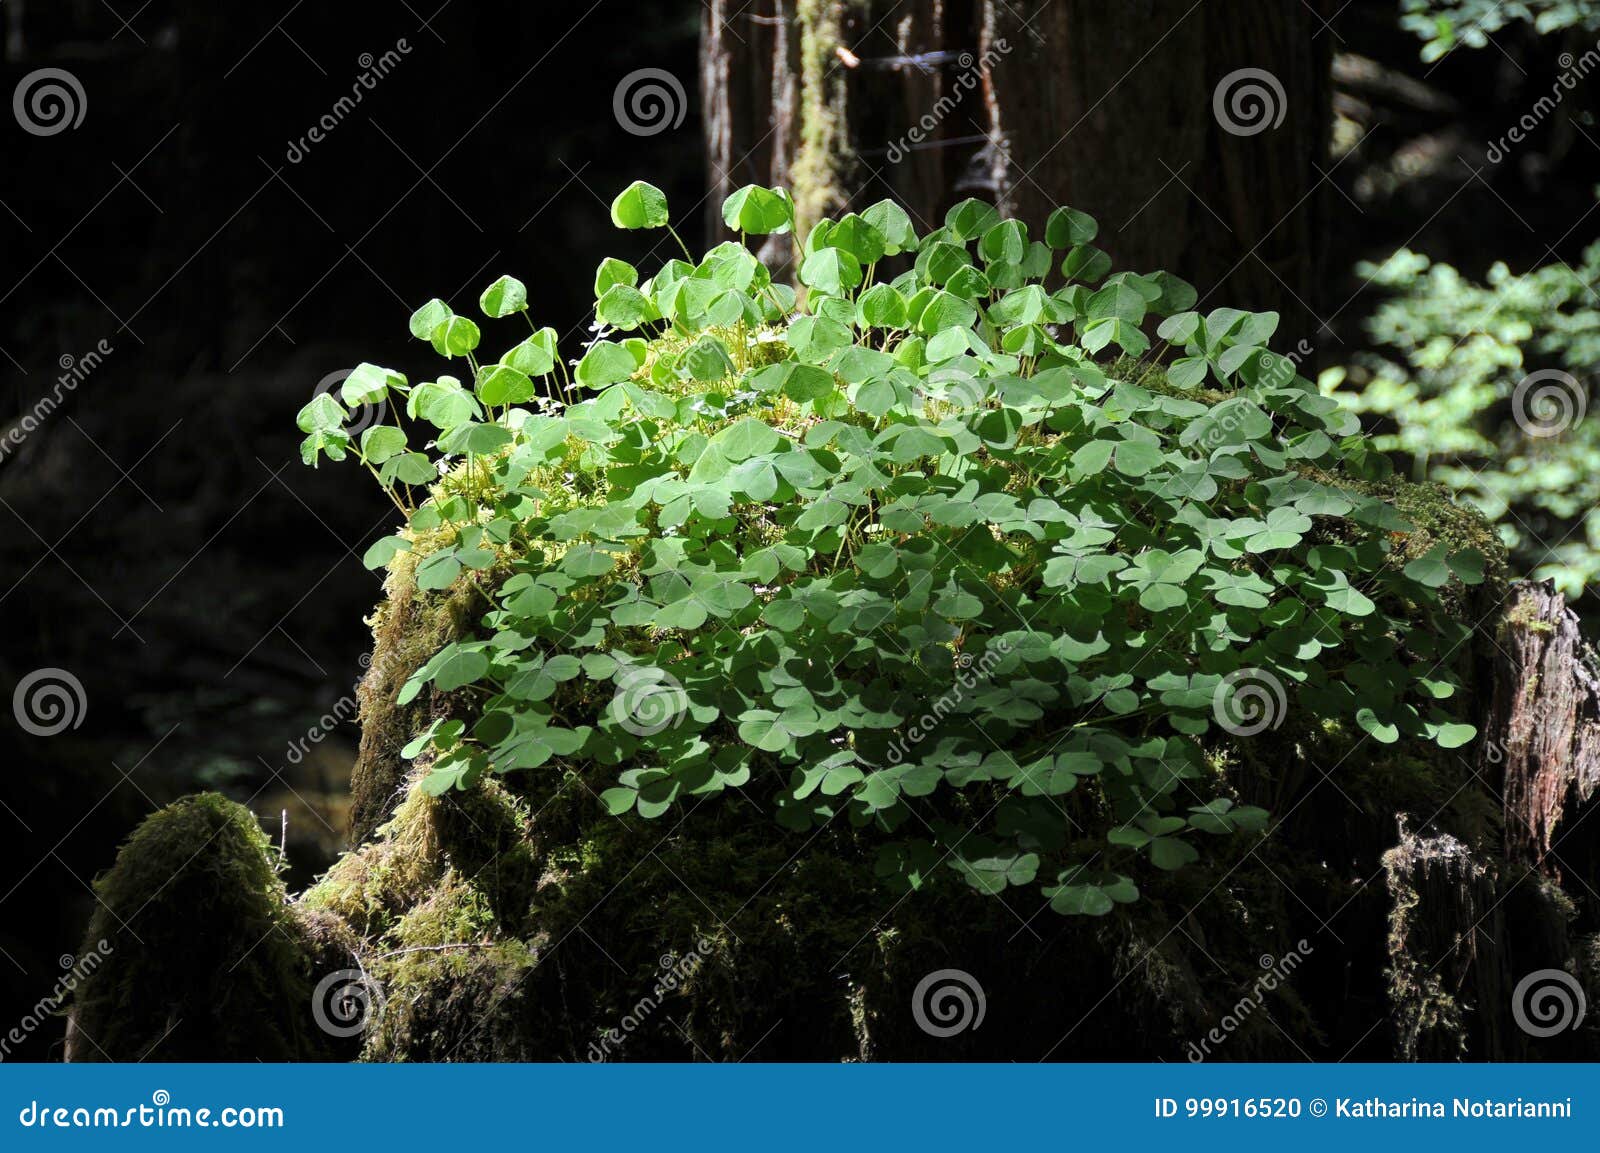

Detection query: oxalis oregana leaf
(300, 181), (1486, 916)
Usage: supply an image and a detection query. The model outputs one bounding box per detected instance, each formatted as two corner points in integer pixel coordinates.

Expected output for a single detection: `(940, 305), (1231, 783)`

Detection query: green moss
(304, 775), (544, 1061)
(1382, 839), (1472, 1061)
(1371, 477), (1508, 607)
(1504, 594), (1558, 632)
(308, 370), (1516, 1060)
(1119, 355), (1230, 406)
(69, 793), (338, 1061)
(87, 384), (1518, 1063)
(363, 869), (539, 1061)
(301, 786), (444, 940)
(431, 779), (543, 934)
(348, 556), (481, 841)
(792, 0), (850, 237)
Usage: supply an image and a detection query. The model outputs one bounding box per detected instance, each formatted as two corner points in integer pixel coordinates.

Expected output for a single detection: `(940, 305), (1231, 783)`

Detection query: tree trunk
(1484, 582), (1600, 875)
(1380, 582), (1600, 1061)
(701, 0), (1332, 352)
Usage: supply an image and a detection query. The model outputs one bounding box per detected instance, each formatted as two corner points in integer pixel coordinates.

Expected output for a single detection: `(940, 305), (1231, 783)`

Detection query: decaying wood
(1380, 583), (1600, 1060)
(1481, 582), (1600, 873)
(1382, 821), (1508, 1060)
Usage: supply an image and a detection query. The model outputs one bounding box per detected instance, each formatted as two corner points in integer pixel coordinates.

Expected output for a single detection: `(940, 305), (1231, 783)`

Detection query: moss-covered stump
(297, 467), (1598, 1061)
(68, 483), (1600, 1062)
(67, 794), (356, 1061)
(1383, 819), (1591, 1061)
(296, 764), (1324, 1061)
(1368, 579), (1600, 1062)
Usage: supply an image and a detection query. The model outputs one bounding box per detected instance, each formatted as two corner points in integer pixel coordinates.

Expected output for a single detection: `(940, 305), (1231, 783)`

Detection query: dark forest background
(3, 0), (1597, 1058)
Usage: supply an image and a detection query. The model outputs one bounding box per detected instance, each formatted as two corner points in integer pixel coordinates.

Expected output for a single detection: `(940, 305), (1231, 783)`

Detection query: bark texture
(701, 0), (1332, 349)
(1484, 582), (1600, 872)
(1377, 580), (1600, 1061)
(1383, 824), (1507, 1060)
(68, 549), (1600, 1061)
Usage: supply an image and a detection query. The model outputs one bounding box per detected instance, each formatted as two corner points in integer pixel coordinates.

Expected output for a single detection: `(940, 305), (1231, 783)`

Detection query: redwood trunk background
(702, 0), (1332, 353)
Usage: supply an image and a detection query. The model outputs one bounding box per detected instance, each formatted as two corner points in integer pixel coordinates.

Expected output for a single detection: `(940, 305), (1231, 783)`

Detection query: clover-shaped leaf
(611, 180), (670, 229)
(479, 274), (528, 318)
(722, 184), (795, 234)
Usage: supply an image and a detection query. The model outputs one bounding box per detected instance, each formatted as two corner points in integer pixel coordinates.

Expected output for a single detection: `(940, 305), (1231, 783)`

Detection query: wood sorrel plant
(299, 180), (1484, 916)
